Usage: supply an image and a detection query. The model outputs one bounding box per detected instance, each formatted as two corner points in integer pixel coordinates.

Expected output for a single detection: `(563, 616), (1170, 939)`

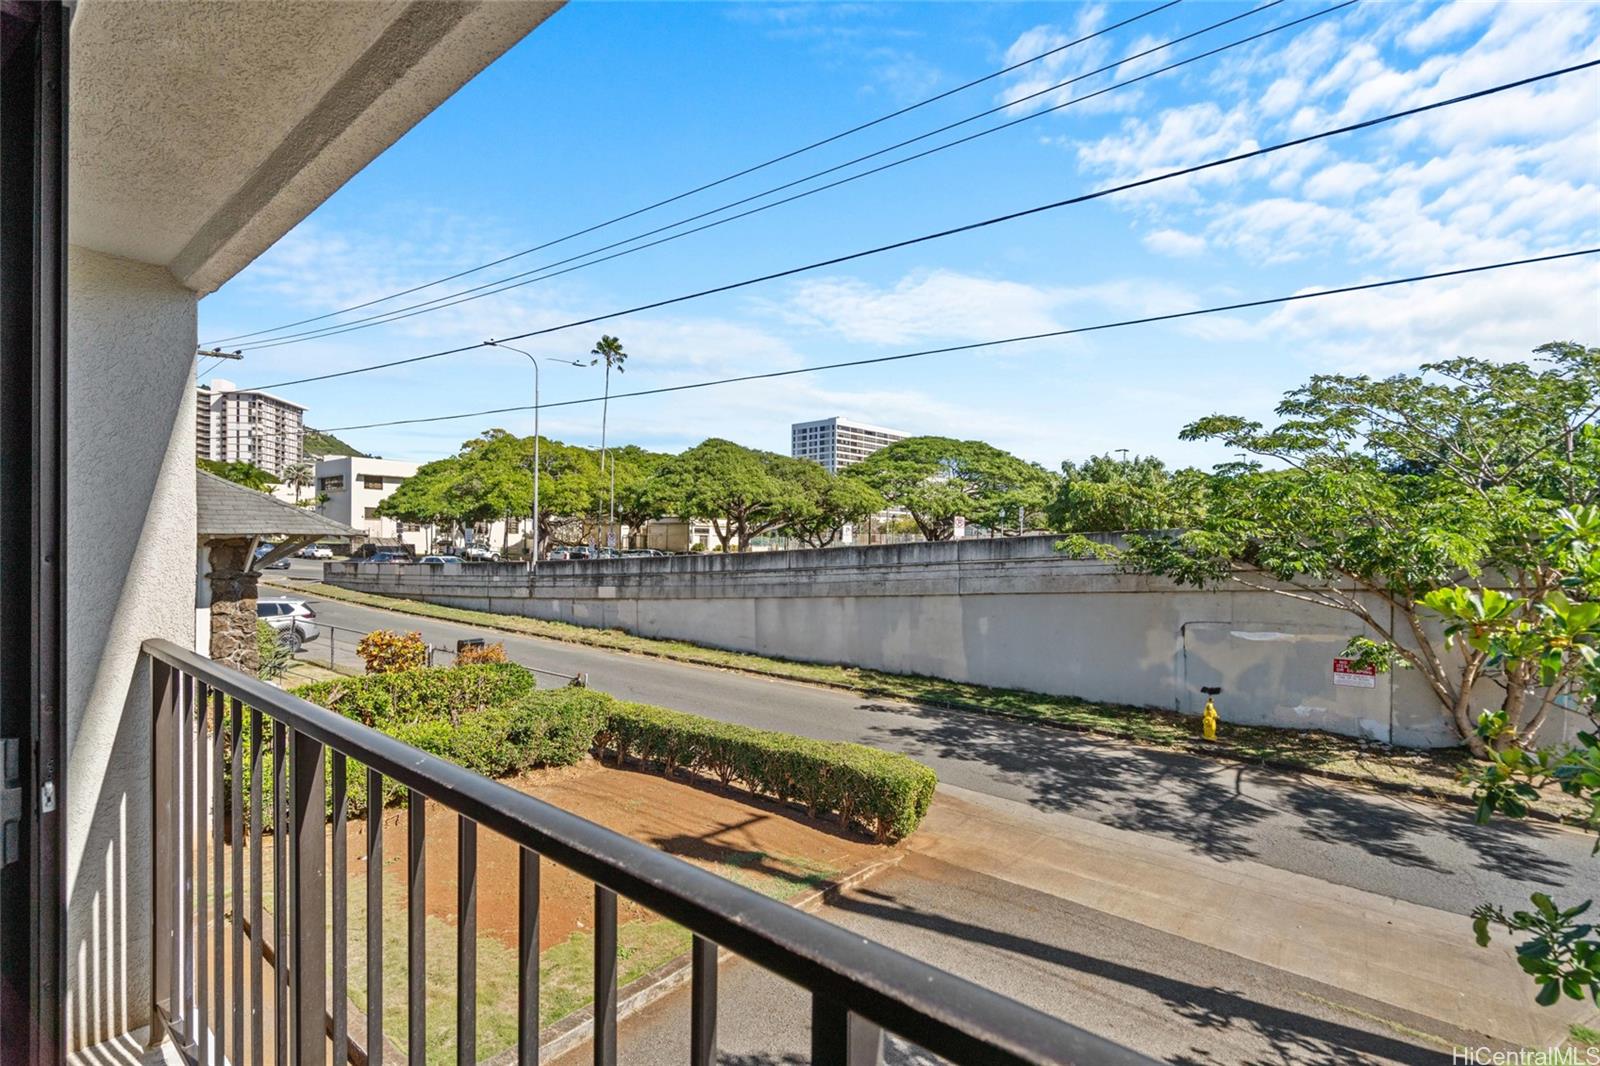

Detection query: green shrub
(596, 701), (936, 841)
(290, 663), (536, 728)
(257, 620), (292, 680)
(295, 672), (606, 816)
(236, 663), (936, 843)
(443, 687), (613, 778)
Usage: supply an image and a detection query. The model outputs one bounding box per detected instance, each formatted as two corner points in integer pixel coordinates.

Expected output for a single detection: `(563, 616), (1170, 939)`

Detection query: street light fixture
(485, 339), (587, 575)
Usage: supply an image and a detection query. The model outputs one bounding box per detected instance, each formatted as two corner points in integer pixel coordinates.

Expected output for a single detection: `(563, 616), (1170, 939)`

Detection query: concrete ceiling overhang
(69, 0), (561, 295)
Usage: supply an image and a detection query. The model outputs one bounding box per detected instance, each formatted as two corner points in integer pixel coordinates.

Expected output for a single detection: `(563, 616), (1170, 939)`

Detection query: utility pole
(487, 340), (586, 576)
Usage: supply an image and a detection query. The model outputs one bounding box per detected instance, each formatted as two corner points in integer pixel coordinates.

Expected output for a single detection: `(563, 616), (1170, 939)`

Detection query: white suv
(256, 598), (319, 651)
(297, 544), (333, 559)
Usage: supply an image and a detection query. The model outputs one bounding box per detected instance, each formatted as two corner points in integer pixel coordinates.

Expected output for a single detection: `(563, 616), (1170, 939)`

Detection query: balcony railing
(143, 638), (1155, 1066)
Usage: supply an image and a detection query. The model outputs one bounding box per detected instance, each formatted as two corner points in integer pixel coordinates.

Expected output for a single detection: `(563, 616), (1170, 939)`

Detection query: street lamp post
(486, 340), (586, 576)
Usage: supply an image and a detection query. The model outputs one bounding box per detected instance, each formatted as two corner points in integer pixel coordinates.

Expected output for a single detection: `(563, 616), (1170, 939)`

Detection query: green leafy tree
(1114, 343), (1600, 754)
(1457, 506), (1600, 1007)
(454, 430), (535, 552)
(1049, 453), (1207, 533)
(651, 439), (809, 552)
(380, 431), (613, 555)
(782, 462), (886, 548)
(609, 445), (671, 548)
(845, 437), (1056, 541)
(532, 438), (604, 551)
(197, 457), (278, 492)
(377, 455), (469, 544)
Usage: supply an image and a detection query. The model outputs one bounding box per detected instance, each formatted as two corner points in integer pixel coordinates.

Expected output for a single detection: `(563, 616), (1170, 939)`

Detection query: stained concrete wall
(327, 538), (1589, 751)
(65, 248), (197, 1050)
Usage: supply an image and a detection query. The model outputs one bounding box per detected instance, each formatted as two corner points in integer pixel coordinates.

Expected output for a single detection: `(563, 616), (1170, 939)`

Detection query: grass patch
(1571, 1023), (1600, 1050)
(272, 579), (1507, 804)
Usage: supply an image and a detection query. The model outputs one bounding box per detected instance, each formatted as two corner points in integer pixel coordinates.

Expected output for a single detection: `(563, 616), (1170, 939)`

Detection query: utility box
(457, 638), (486, 657)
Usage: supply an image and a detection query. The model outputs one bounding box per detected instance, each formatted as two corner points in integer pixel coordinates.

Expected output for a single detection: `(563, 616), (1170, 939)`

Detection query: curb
(483, 852), (902, 1066)
(267, 579), (1588, 832)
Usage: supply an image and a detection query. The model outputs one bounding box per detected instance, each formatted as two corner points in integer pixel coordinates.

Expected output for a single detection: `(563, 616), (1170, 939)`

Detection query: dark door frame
(0, 2), (68, 1064)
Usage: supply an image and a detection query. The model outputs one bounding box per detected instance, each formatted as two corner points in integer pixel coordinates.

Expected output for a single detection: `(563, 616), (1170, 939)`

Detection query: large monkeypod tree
(846, 436), (1056, 541)
(1112, 342), (1600, 756)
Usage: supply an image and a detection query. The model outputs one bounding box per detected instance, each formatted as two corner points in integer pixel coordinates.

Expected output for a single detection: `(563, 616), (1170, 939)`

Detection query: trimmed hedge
(595, 701), (936, 841)
(240, 663), (938, 842)
(291, 662), (536, 728)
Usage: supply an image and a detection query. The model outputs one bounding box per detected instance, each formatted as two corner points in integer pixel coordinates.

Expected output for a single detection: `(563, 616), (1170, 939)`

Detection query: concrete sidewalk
(912, 785), (1598, 1050)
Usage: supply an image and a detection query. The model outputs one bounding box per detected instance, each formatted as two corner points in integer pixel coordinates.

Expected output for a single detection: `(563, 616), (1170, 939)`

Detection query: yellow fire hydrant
(1201, 697), (1219, 742)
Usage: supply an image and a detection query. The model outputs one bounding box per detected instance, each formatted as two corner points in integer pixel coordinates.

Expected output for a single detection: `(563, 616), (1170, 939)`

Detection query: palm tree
(590, 335), (627, 544)
(282, 461), (314, 504)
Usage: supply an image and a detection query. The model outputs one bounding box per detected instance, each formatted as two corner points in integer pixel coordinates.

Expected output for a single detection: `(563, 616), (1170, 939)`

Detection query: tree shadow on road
(860, 700), (1278, 862)
(859, 699), (1571, 887)
(830, 883), (1450, 1066)
(1280, 784), (1572, 884)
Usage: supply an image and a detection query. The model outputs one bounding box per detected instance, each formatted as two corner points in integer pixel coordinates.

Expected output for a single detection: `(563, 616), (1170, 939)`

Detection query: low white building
(315, 456), (422, 551)
(314, 455), (534, 555)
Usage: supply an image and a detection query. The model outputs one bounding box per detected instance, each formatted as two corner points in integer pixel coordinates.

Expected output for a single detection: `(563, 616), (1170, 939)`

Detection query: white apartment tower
(196, 377), (306, 477)
(791, 416), (908, 473)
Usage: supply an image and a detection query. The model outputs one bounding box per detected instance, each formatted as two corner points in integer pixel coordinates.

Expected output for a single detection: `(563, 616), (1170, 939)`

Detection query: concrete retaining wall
(323, 537), (1584, 749)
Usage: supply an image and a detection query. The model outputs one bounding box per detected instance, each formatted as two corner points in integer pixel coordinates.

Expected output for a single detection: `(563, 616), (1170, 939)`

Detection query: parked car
(623, 548), (666, 557)
(363, 551), (409, 564)
(253, 544), (290, 570)
(461, 545), (500, 561)
(418, 555), (462, 566)
(296, 544), (333, 559)
(351, 542), (415, 561)
(256, 598), (318, 650)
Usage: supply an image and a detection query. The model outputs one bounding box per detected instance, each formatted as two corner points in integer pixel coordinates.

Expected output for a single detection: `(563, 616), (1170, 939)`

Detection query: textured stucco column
(64, 247), (196, 1049)
(205, 538), (260, 673)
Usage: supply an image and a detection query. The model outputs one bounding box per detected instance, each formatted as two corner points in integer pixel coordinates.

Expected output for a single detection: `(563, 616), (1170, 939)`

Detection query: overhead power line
(238, 0), (1319, 353)
(203, 0), (1182, 347)
(290, 249), (1593, 434)
(245, 58), (1600, 394)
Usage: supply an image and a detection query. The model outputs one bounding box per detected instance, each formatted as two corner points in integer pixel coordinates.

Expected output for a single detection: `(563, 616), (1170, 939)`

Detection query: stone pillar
(206, 537), (260, 673)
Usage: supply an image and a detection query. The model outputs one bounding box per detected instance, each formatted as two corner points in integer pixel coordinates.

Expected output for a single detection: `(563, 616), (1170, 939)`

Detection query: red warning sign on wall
(1332, 657), (1377, 688)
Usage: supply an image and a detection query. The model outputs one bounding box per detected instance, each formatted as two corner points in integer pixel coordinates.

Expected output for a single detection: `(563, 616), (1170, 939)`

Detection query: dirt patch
(351, 759), (891, 956)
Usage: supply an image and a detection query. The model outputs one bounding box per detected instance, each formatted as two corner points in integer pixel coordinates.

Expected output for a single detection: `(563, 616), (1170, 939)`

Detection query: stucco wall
(328, 538), (1587, 751)
(65, 248), (197, 1049)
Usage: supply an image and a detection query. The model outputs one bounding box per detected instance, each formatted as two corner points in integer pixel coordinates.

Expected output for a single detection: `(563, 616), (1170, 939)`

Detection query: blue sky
(197, 0), (1600, 470)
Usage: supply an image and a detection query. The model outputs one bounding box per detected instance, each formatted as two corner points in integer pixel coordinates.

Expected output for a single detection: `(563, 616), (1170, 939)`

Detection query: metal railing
(143, 637), (1154, 1066)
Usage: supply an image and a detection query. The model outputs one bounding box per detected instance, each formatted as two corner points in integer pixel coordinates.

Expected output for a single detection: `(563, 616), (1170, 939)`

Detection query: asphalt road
(266, 565), (1590, 919)
(552, 854), (1492, 1066)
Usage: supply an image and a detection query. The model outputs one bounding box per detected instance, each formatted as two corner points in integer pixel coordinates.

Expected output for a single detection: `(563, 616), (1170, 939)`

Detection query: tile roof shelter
(195, 469), (360, 671)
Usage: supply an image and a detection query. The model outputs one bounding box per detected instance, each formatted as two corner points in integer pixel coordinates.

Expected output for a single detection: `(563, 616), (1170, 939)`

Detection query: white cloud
(1403, 1), (1498, 51)
(1074, 102), (1261, 199)
(1258, 257), (1600, 374)
(1302, 160), (1382, 200)
(780, 270), (1069, 345)
(1142, 228), (1207, 258)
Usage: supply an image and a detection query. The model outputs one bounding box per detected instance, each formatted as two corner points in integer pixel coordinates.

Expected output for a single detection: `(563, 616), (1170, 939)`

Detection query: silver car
(256, 598), (319, 651)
